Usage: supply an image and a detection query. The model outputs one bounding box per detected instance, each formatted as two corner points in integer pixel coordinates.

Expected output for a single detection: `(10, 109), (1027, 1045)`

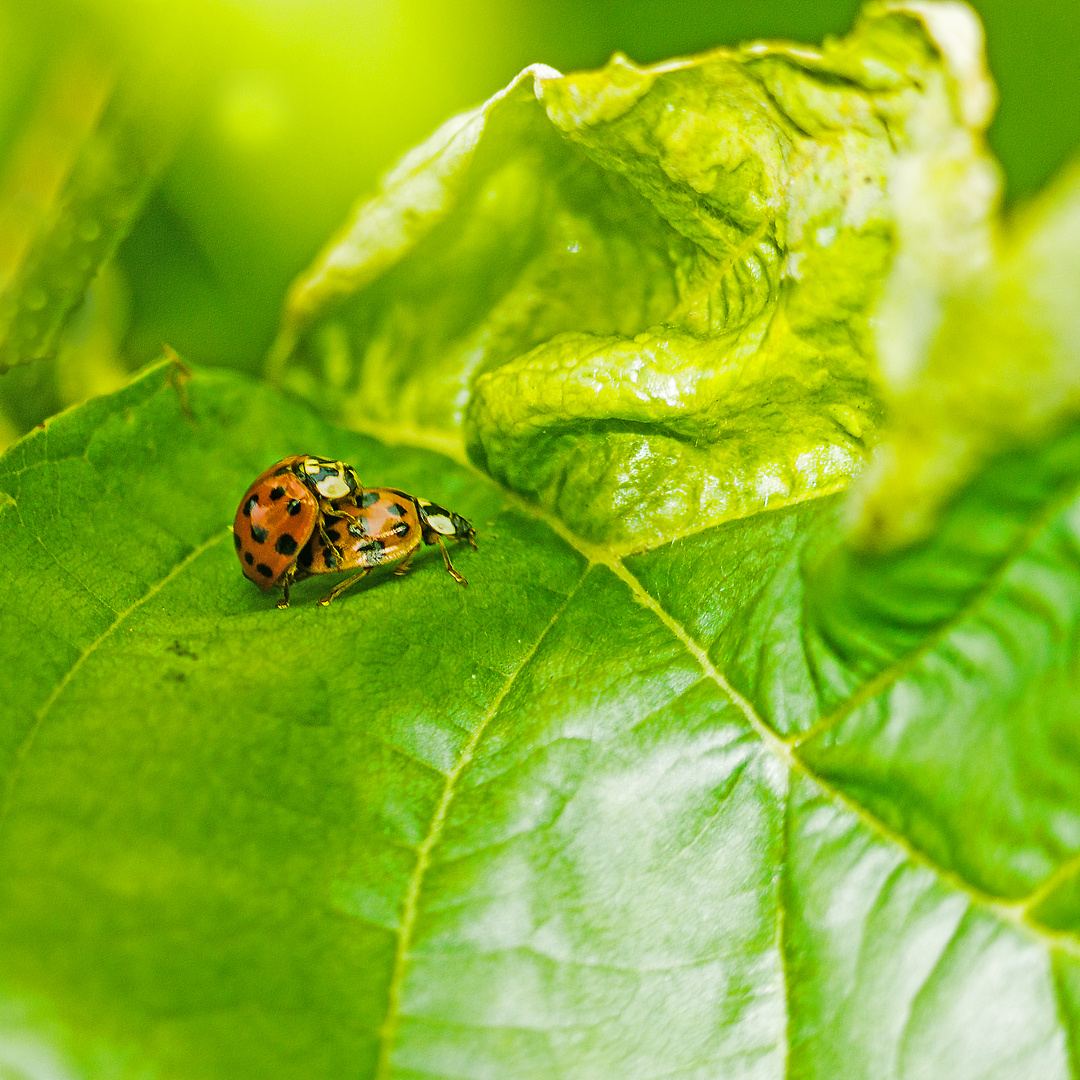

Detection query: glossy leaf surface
(3, 0), (1080, 1076)
(0, 353), (1078, 1078)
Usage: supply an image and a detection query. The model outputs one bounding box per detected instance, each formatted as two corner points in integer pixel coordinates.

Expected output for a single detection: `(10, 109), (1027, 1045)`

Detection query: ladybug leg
(276, 569), (294, 610)
(316, 514), (344, 561)
(436, 537), (467, 587)
(317, 568), (371, 607)
(391, 550), (417, 577)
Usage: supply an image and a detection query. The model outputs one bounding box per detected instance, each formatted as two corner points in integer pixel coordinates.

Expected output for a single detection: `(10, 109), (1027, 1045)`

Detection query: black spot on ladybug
(361, 491), (379, 508)
(270, 486), (286, 501)
(323, 548), (337, 568)
(325, 528), (341, 543)
(250, 524), (269, 544)
(256, 563), (273, 578)
(388, 503), (406, 517)
(287, 499), (302, 515)
(272, 465), (291, 476)
(233, 533), (242, 550)
(275, 534), (298, 556)
(298, 540), (314, 569)
(243, 494), (258, 516)
(245, 552), (254, 566)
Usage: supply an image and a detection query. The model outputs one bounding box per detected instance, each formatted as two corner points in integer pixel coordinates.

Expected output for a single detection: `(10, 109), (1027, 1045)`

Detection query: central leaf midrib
(372, 567), (591, 1079)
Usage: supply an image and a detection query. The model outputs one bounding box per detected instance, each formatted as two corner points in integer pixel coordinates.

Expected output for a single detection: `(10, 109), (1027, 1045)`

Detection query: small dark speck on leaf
(166, 640), (198, 661)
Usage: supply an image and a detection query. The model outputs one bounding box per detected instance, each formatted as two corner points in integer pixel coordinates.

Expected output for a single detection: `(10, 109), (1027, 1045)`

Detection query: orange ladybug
(294, 488), (477, 607)
(233, 455), (363, 607)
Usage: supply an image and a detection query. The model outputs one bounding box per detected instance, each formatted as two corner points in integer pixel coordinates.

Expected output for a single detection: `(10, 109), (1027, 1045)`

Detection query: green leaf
(0, 52), (180, 374)
(6, 1), (1080, 1076)
(270, 1), (999, 550)
(852, 153), (1080, 551)
(2, 327), (1080, 1076)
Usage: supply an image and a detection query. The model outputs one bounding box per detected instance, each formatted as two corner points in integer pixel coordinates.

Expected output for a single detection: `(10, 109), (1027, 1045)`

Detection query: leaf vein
(792, 475), (1080, 749)
(777, 777), (792, 1080)
(604, 556), (1080, 960)
(449, 455), (1074, 951)
(9, 500), (120, 618)
(372, 566), (591, 1079)
(0, 527), (230, 854)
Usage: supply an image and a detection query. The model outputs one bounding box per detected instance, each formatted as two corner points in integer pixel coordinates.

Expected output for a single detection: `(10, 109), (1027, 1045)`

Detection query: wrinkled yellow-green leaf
(272, 2), (1000, 549)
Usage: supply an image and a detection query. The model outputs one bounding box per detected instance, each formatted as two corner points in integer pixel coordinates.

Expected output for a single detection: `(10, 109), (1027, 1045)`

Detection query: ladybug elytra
(233, 455), (363, 604)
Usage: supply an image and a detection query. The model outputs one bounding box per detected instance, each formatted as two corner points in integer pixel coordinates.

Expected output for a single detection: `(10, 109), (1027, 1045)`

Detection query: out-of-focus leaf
(0, 48), (179, 373)
(272, 1), (999, 550)
(0, 260), (129, 454)
(52, 260), (130, 409)
(853, 154), (1080, 549)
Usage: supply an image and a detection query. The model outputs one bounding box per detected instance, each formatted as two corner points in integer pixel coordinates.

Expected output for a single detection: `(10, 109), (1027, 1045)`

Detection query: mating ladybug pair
(233, 454), (477, 608)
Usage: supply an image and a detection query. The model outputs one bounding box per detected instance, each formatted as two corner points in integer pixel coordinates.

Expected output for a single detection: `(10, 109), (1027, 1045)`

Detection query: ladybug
(233, 455), (363, 607)
(293, 488), (478, 607)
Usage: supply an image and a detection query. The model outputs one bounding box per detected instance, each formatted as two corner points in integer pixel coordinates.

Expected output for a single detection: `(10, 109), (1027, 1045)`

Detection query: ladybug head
(298, 456), (362, 502)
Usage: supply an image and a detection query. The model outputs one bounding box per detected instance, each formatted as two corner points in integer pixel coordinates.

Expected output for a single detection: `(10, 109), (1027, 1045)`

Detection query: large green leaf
(0, 337), (1078, 1077)
(4, 1), (1080, 1076)
(269, 1), (999, 551)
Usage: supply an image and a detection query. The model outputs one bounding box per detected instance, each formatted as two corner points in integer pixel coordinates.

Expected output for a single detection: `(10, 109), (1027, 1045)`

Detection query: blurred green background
(0, 0), (1077, 446)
